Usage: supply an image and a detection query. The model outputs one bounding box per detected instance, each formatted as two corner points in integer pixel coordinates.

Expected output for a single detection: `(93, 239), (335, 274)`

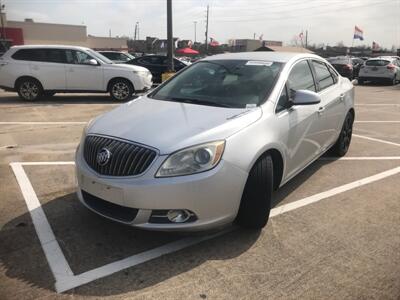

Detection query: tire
(109, 79), (134, 101)
(330, 111), (354, 157)
(391, 76), (397, 86)
(235, 154), (273, 229)
(43, 91), (56, 97)
(17, 78), (43, 101)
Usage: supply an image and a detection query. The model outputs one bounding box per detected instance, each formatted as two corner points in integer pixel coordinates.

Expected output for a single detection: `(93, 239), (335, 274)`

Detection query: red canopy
(176, 47), (199, 55)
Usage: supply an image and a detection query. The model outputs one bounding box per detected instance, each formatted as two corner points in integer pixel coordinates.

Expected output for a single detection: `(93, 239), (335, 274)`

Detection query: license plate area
(80, 174), (124, 206)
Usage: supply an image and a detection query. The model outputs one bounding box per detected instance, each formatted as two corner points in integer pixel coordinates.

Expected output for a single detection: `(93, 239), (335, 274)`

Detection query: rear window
(12, 48), (66, 63)
(365, 60), (390, 66)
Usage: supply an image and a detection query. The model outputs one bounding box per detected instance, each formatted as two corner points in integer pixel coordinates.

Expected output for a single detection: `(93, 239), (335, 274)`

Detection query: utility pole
(134, 22), (138, 40)
(0, 0), (6, 40)
(166, 0), (174, 71)
(253, 33), (256, 40)
(194, 21), (197, 43)
(109, 29), (111, 38)
(205, 5), (209, 53)
(305, 30), (308, 48)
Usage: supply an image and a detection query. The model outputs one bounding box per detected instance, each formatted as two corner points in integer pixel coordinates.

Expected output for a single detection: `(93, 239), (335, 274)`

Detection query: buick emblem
(97, 148), (111, 166)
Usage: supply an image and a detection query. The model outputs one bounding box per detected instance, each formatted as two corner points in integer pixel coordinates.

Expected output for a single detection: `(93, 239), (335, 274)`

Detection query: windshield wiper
(167, 97), (234, 108)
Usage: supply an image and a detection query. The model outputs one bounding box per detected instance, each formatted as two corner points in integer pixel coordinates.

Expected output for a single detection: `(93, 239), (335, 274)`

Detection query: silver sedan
(75, 52), (354, 231)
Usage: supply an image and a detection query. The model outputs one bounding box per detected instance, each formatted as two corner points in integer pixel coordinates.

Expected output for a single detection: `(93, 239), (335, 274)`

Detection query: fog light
(167, 209), (191, 223)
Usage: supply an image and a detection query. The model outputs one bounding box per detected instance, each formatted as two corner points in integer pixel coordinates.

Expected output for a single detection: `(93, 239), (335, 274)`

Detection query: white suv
(0, 45), (152, 101)
(358, 57), (400, 85)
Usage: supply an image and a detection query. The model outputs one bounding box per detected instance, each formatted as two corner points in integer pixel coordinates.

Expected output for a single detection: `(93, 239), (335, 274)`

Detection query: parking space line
(10, 159), (400, 293)
(55, 229), (231, 293)
(355, 121), (400, 123)
(320, 156), (400, 161)
(355, 104), (400, 106)
(0, 122), (87, 125)
(9, 163), (74, 283)
(353, 134), (400, 147)
(270, 166), (400, 217)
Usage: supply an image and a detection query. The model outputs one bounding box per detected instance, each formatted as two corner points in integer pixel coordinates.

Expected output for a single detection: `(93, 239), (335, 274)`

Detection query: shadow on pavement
(0, 155), (339, 296)
(0, 93), (139, 105)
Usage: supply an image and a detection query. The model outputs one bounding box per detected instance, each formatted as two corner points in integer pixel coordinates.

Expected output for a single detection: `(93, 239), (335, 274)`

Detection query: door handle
(339, 94), (345, 101)
(318, 106), (325, 115)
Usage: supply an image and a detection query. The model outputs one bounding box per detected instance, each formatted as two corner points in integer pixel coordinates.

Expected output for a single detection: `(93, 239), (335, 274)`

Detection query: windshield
(149, 60), (283, 108)
(88, 49), (114, 64)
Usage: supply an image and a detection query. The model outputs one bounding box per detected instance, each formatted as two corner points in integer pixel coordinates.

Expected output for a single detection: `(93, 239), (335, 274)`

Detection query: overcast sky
(4, 0), (400, 49)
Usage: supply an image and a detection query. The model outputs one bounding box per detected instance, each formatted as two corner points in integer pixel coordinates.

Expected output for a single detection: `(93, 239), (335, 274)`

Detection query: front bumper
(75, 147), (248, 231)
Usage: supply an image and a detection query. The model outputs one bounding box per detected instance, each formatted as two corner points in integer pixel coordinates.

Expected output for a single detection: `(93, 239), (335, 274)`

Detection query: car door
(137, 56), (165, 82)
(310, 60), (345, 150)
(65, 49), (104, 91)
(29, 48), (67, 90)
(275, 59), (321, 180)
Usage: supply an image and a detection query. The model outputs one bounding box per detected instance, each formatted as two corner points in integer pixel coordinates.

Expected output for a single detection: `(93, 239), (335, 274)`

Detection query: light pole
(194, 21), (197, 43)
(0, 1), (5, 40)
(166, 0), (174, 72)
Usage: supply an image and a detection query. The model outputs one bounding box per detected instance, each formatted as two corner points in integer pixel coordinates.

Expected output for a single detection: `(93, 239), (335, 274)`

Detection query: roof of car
(204, 52), (321, 63)
(367, 57), (393, 61)
(10, 45), (91, 51)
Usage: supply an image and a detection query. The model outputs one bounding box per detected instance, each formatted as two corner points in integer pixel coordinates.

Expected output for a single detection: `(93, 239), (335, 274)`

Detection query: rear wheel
(330, 111), (354, 157)
(17, 78), (43, 101)
(235, 154), (273, 229)
(391, 76), (397, 85)
(109, 79), (134, 101)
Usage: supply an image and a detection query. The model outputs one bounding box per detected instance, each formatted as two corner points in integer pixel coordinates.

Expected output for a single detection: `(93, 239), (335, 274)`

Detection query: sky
(4, 0), (400, 49)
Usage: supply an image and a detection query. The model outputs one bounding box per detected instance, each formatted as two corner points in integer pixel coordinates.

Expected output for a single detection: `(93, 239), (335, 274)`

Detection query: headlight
(156, 141), (225, 177)
(133, 70), (150, 77)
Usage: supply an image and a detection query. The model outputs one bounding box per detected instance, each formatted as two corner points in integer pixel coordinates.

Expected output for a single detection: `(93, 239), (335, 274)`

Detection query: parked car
(327, 56), (363, 79)
(358, 57), (400, 85)
(97, 51), (135, 63)
(75, 52), (354, 231)
(125, 55), (190, 83)
(0, 45), (152, 101)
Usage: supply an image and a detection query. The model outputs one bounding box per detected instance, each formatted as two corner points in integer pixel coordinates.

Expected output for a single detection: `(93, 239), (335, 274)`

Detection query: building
(1, 14), (128, 50)
(229, 39), (283, 52)
(255, 45), (314, 53)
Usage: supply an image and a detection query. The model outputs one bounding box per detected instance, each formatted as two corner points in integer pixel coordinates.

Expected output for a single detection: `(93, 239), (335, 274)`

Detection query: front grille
(82, 190), (138, 223)
(83, 135), (157, 176)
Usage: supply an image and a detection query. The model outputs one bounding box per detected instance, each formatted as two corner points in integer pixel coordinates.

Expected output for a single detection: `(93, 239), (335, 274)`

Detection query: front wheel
(235, 154), (273, 229)
(109, 79), (134, 101)
(17, 78), (43, 101)
(330, 111), (354, 157)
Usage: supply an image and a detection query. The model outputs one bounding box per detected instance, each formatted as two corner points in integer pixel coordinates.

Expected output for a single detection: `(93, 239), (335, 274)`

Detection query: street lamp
(0, 2), (6, 40)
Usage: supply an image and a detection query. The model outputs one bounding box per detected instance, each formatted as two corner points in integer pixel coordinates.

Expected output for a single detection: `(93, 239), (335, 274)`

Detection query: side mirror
(88, 59), (99, 66)
(291, 89), (321, 105)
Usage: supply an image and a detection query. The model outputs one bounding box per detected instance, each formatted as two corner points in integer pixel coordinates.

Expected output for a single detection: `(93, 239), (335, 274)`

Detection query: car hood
(105, 63), (149, 72)
(88, 96), (262, 154)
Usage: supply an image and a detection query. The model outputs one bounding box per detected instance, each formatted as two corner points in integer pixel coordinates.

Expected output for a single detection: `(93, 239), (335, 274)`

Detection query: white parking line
(9, 163), (74, 283)
(355, 121), (400, 123)
(320, 156), (400, 160)
(0, 122), (87, 125)
(355, 104), (400, 106)
(353, 134), (400, 147)
(9, 158), (400, 293)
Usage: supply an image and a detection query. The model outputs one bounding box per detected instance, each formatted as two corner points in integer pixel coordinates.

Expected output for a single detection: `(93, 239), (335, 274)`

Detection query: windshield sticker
(246, 61), (273, 66)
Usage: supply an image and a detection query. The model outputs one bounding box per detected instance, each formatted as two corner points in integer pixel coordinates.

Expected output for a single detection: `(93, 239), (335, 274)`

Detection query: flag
(372, 41), (380, 51)
(299, 31), (304, 40)
(209, 37), (220, 46)
(353, 26), (364, 40)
